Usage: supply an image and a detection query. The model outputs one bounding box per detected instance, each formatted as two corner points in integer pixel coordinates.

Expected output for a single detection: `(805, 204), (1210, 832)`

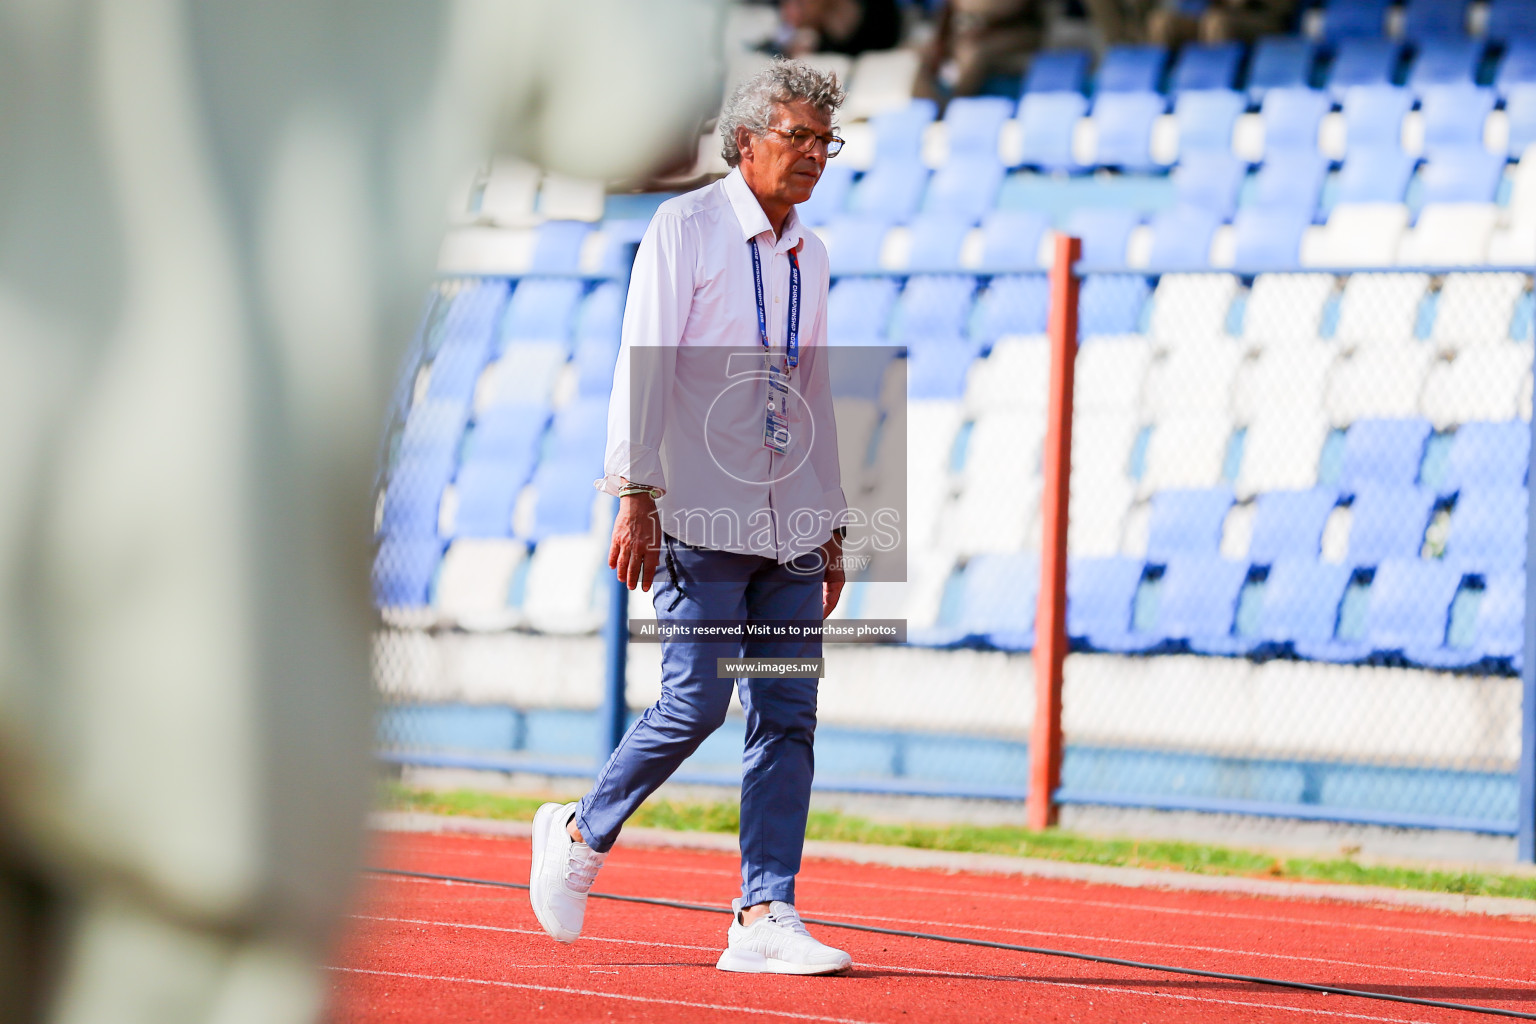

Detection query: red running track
(328, 830), (1536, 1023)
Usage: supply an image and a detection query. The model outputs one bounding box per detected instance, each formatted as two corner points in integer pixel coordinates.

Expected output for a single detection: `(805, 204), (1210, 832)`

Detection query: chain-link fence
(372, 264), (1534, 835)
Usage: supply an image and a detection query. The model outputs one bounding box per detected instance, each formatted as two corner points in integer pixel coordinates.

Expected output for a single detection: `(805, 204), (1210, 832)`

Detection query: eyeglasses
(763, 125), (844, 158)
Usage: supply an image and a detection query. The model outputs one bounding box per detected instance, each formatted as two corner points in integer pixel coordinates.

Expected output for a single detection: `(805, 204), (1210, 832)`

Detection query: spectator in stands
(923, 0), (1045, 96)
(778, 0), (903, 56)
(1084, 0), (1296, 45)
(528, 58), (855, 977)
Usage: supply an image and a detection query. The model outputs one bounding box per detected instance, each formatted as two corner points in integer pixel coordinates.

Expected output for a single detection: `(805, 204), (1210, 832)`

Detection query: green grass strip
(381, 783), (1536, 902)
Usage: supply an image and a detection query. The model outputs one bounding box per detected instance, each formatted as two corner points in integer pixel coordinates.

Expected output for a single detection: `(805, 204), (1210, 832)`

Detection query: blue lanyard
(750, 239), (799, 372)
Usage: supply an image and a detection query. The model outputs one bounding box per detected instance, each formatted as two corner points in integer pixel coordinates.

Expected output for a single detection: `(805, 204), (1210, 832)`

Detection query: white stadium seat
(1231, 342), (1335, 421)
(1431, 273), (1529, 351)
(1139, 413), (1232, 493)
(1071, 411), (1139, 485)
(436, 539), (527, 630)
(1301, 203), (1410, 268)
(964, 335), (1049, 413)
(1074, 335), (1152, 414)
(1148, 273), (1240, 346)
(1419, 344), (1534, 427)
(522, 534), (606, 634)
(1334, 272), (1429, 349)
(1396, 204), (1498, 267)
(943, 474), (1042, 554)
(1243, 273), (1336, 345)
(475, 343), (566, 412)
(1235, 412), (1329, 497)
(963, 410), (1045, 480)
(1323, 342), (1434, 424)
(842, 49), (920, 119)
(1067, 475), (1136, 556)
(833, 397), (882, 493)
(477, 158), (541, 226)
(1140, 340), (1244, 419)
(1488, 216), (1536, 266)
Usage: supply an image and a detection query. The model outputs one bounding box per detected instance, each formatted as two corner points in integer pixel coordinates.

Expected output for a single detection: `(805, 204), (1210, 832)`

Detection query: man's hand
(820, 533), (845, 619)
(610, 492), (662, 591)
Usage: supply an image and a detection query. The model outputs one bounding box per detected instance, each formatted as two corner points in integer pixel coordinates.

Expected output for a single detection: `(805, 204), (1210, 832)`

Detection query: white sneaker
(715, 899), (852, 975)
(529, 801), (606, 943)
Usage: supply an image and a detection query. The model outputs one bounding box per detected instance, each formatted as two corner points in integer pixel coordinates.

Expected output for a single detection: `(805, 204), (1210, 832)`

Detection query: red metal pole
(1027, 233), (1080, 831)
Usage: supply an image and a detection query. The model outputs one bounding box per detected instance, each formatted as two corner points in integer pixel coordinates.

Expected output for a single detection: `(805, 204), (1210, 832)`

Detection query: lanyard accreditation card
(750, 238), (800, 455)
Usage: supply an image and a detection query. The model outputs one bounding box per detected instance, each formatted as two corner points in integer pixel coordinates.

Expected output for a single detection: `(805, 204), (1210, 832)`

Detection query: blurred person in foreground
(777, 0), (902, 57)
(528, 58), (854, 976)
(0, 2), (717, 1022)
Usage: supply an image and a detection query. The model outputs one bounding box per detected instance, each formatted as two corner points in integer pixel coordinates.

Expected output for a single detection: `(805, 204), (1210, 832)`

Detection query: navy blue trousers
(575, 536), (823, 907)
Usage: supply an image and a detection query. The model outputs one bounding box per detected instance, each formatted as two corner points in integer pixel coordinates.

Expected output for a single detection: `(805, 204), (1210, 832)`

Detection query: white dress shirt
(598, 168), (847, 562)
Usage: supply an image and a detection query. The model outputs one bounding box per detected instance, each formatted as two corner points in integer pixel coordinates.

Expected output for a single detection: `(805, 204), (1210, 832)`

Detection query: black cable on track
(368, 867), (1536, 1020)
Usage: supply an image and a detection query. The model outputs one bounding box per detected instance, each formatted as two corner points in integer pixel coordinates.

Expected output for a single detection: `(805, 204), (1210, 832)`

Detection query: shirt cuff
(596, 443), (666, 497)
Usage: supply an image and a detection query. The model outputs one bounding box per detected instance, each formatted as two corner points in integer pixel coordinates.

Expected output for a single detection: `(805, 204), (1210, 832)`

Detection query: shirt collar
(722, 167), (805, 253)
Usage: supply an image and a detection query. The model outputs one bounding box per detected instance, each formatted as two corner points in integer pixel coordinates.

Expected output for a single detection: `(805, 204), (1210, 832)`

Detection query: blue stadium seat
(501, 278), (584, 347)
(373, 537), (445, 607)
(1345, 484), (1437, 565)
(1408, 37), (1483, 94)
(1342, 86), (1415, 151)
(575, 281), (624, 344)
(828, 346), (897, 401)
(1066, 556), (1147, 646)
(905, 214), (973, 273)
(945, 96), (1013, 158)
(1064, 208), (1141, 268)
(438, 279), (507, 349)
(1146, 205), (1220, 269)
(574, 334), (620, 396)
(1091, 91), (1167, 170)
(597, 219), (648, 275)
(1403, 0), (1472, 41)
(469, 403), (548, 460)
(1442, 420), (1530, 492)
(823, 217), (889, 274)
(1097, 44), (1168, 94)
(1018, 92), (1089, 170)
(1146, 487), (1235, 559)
(1333, 146), (1418, 204)
(1463, 569), (1523, 664)
(1444, 486), (1527, 569)
(923, 156), (1006, 220)
(1339, 418), (1432, 493)
(979, 209), (1049, 270)
(544, 396), (608, 466)
(1508, 84), (1536, 154)
(380, 456), (455, 539)
(1175, 89), (1247, 154)
(795, 163), (855, 226)
(1359, 557), (1464, 655)
(1078, 274), (1151, 333)
(1327, 39), (1404, 100)
(1024, 49), (1091, 94)
(398, 398), (471, 465)
(971, 274), (1050, 343)
(1174, 150), (1246, 219)
(1488, 0), (1536, 42)
(890, 275), (978, 341)
(847, 159), (929, 222)
(531, 221), (591, 272)
(871, 100), (938, 163)
(958, 552), (1042, 650)
(1323, 0), (1391, 40)
(1256, 557), (1354, 649)
(1247, 38), (1320, 101)
(526, 460), (599, 537)
(1251, 149), (1331, 217)
(1247, 489), (1340, 563)
(1231, 205), (1309, 267)
(828, 276), (901, 342)
(1496, 38), (1536, 97)
(426, 333), (497, 405)
(907, 333), (981, 398)
(453, 457), (533, 538)
(1171, 43), (1244, 93)
(1416, 147), (1508, 204)
(1158, 555), (1252, 652)
(1419, 84), (1498, 151)
(1261, 87), (1331, 155)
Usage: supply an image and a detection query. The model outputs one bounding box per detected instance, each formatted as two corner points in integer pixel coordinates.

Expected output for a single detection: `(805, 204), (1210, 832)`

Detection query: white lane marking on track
(339, 919), (1436, 1024)
(351, 914), (720, 952)
(328, 967), (882, 1024)
(381, 840), (1536, 945)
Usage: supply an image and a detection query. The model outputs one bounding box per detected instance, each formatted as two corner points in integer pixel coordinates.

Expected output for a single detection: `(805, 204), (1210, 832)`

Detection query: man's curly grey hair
(718, 58), (846, 168)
